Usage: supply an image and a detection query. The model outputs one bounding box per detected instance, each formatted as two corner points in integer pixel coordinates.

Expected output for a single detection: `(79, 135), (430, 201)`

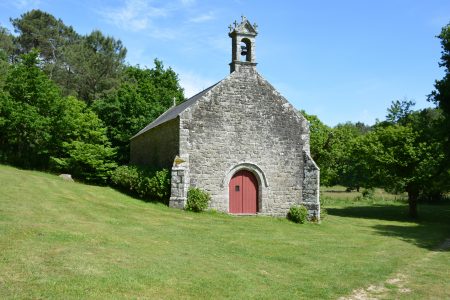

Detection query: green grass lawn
(0, 165), (449, 299)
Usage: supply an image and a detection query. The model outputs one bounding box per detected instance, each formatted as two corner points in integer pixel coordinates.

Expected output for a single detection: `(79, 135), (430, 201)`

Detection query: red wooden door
(229, 170), (258, 214)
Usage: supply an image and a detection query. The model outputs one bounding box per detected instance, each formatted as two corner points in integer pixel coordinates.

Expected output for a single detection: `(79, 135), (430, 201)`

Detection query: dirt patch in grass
(340, 238), (450, 300)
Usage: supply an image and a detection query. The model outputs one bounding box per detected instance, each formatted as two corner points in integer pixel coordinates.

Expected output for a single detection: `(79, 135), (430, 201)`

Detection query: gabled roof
(131, 81), (221, 139)
(234, 19), (257, 35)
(229, 17), (258, 37)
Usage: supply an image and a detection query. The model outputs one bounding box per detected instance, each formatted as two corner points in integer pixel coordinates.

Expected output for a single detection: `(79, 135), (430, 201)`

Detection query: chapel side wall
(130, 118), (180, 169)
(179, 66), (312, 216)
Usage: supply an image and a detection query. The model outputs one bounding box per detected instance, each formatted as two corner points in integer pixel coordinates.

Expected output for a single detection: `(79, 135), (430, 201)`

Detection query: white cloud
(101, 0), (168, 32)
(188, 11), (215, 23)
(100, 0), (222, 45)
(177, 70), (215, 98)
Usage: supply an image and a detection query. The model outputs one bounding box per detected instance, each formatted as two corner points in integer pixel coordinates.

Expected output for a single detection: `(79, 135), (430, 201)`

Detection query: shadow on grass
(110, 186), (170, 206)
(371, 223), (450, 250)
(327, 205), (411, 222)
(327, 204), (450, 250)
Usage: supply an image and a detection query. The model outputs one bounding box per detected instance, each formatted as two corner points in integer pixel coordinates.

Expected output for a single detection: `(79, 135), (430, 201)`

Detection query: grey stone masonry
(169, 154), (190, 209)
(302, 150), (320, 220)
(177, 64), (320, 218)
(131, 17), (320, 220)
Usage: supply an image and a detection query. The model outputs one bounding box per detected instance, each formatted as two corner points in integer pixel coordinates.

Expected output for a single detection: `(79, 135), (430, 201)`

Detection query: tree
(65, 30), (127, 103)
(333, 122), (371, 191)
(0, 51), (116, 182)
(429, 23), (450, 115)
(302, 110), (371, 188)
(11, 10), (127, 102)
(50, 96), (117, 183)
(301, 111), (335, 185)
(386, 99), (416, 123)
(0, 51), (61, 168)
(357, 101), (447, 218)
(93, 62), (184, 164)
(0, 26), (15, 88)
(10, 9), (79, 79)
(428, 23), (450, 170)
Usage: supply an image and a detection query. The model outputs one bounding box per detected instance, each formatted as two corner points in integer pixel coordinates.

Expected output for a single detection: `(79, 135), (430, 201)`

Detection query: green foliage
(287, 205), (308, 224)
(0, 51), (63, 168)
(428, 23), (450, 186)
(355, 188), (376, 201)
(361, 188), (375, 199)
(429, 23), (450, 116)
(52, 141), (117, 183)
(10, 9), (80, 91)
(49, 96), (118, 183)
(11, 9), (79, 62)
(93, 63), (184, 163)
(111, 165), (171, 203)
(356, 118), (444, 217)
(386, 99), (416, 124)
(0, 51), (116, 182)
(65, 30), (127, 103)
(11, 10), (126, 102)
(0, 26), (14, 88)
(301, 110), (334, 185)
(186, 187), (211, 212)
(302, 110), (371, 187)
(2, 9), (185, 183)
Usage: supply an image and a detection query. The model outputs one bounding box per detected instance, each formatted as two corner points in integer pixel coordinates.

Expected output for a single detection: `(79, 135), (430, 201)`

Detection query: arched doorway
(229, 170), (258, 214)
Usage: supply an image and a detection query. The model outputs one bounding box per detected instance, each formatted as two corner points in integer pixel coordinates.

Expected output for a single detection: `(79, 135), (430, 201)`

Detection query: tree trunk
(407, 187), (419, 219)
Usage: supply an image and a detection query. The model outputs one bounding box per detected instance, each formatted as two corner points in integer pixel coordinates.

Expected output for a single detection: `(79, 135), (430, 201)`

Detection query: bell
(240, 45), (248, 56)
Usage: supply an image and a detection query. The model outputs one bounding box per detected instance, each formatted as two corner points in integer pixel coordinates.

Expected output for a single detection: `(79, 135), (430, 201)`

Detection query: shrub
(111, 165), (170, 203)
(287, 205), (308, 224)
(52, 141), (117, 184)
(355, 188), (376, 201)
(186, 187), (210, 212)
(361, 188), (375, 199)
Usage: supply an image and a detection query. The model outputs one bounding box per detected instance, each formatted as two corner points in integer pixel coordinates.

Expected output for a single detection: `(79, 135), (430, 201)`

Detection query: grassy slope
(0, 165), (449, 299)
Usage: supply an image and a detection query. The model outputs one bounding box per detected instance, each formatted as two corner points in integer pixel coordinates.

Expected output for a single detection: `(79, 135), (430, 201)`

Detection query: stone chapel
(130, 17), (320, 218)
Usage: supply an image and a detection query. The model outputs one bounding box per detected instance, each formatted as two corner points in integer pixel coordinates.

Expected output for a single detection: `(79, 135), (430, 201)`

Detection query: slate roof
(131, 81), (221, 139)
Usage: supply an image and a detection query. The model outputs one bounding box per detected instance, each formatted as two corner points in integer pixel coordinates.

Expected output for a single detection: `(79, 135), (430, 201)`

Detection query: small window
(235, 185), (240, 192)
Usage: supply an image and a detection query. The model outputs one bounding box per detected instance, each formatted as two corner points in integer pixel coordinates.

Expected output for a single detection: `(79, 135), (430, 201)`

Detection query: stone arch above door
(221, 162), (268, 189)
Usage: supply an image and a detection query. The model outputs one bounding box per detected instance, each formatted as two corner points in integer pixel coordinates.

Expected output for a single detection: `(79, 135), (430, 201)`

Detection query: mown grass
(0, 165), (449, 299)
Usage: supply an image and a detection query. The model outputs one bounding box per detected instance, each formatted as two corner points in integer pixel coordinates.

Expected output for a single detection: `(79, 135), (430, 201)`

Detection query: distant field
(321, 185), (407, 202)
(0, 165), (449, 299)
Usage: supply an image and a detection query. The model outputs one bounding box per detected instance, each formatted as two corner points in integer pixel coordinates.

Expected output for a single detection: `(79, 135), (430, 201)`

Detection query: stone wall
(179, 65), (319, 217)
(169, 154), (190, 209)
(130, 118), (180, 170)
(302, 150), (320, 220)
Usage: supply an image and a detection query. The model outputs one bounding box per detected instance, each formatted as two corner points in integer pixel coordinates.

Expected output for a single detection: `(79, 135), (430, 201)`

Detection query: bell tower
(229, 16), (258, 73)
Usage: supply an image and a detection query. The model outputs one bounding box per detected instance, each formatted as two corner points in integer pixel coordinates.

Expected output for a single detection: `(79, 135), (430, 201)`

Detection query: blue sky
(1, 0), (449, 126)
